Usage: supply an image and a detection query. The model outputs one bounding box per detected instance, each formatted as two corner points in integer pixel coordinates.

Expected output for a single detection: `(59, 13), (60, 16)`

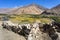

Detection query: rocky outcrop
(2, 21), (60, 40)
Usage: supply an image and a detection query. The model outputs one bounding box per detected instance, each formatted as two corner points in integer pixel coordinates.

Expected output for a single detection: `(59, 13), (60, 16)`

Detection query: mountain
(51, 4), (60, 14)
(8, 3), (48, 14)
(41, 4), (60, 15)
(0, 8), (17, 14)
(0, 4), (60, 15)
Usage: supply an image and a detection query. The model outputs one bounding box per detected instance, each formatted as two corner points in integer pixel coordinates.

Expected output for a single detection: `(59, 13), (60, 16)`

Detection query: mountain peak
(0, 3), (48, 14)
(51, 4), (60, 14)
(52, 4), (60, 9)
(8, 3), (48, 14)
(28, 3), (39, 6)
(26, 3), (48, 10)
(56, 4), (60, 7)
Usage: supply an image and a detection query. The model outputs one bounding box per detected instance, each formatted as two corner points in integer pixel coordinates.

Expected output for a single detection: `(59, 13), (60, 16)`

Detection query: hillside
(0, 4), (60, 15)
(8, 4), (48, 14)
(0, 4), (48, 14)
(0, 8), (16, 14)
(51, 4), (60, 14)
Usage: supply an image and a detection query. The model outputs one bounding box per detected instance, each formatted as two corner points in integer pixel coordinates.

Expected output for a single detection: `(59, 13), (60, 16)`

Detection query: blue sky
(0, 0), (60, 8)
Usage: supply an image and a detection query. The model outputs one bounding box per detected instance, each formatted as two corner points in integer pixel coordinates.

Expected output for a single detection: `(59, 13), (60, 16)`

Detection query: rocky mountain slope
(0, 4), (48, 14)
(0, 8), (16, 14)
(9, 4), (48, 14)
(51, 4), (60, 14)
(41, 4), (60, 15)
(0, 4), (60, 15)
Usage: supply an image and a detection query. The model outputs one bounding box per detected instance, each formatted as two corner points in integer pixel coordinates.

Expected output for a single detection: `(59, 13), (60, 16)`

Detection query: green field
(0, 14), (60, 24)
(8, 14), (52, 24)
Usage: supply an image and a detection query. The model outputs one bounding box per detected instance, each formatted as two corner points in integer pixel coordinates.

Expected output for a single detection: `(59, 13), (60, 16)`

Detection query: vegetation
(39, 15), (60, 23)
(8, 14), (52, 23)
(0, 14), (60, 23)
